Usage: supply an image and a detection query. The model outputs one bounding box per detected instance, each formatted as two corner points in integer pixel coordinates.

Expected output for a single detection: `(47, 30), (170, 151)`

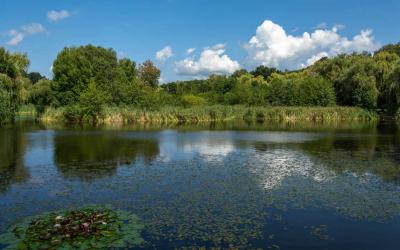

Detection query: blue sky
(1, 0), (399, 82)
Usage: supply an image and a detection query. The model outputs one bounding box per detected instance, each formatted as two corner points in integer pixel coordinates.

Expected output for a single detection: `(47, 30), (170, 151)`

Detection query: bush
(64, 104), (83, 123)
(297, 77), (336, 106)
(29, 79), (54, 113)
(78, 81), (110, 122)
(266, 76), (336, 107)
(266, 78), (297, 106)
(181, 94), (207, 107)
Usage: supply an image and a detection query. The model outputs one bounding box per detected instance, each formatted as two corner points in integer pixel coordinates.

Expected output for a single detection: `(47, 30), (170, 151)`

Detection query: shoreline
(37, 105), (378, 125)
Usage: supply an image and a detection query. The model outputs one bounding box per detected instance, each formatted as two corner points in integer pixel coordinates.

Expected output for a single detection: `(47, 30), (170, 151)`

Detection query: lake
(1, 120), (400, 249)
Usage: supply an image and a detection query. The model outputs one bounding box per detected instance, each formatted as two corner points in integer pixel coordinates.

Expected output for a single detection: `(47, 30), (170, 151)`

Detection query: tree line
(1, 43), (400, 124)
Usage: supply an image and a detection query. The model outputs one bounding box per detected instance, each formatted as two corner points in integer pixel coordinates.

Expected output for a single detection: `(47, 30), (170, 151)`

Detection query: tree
(78, 80), (111, 122)
(376, 43), (400, 57)
(0, 48), (29, 124)
(138, 60), (160, 88)
(251, 65), (279, 79)
(117, 58), (136, 83)
(310, 53), (379, 109)
(52, 45), (119, 105)
(231, 69), (248, 78)
(29, 79), (54, 113)
(27, 72), (45, 85)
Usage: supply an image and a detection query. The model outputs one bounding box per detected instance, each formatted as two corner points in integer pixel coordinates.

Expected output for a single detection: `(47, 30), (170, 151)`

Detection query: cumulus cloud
(47, 10), (71, 22)
(6, 23), (45, 46)
(186, 48), (196, 54)
(175, 44), (240, 76)
(156, 46), (173, 61)
(244, 20), (379, 70)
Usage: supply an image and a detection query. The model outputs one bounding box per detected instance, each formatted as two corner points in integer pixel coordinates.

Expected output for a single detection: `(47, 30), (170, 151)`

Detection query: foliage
(0, 48), (29, 124)
(4, 42), (400, 123)
(0, 206), (144, 249)
(52, 45), (119, 105)
(181, 94), (207, 107)
(28, 79), (54, 113)
(41, 105), (377, 125)
(310, 53), (380, 109)
(78, 81), (111, 122)
(26, 72), (46, 85)
(138, 60), (160, 88)
(376, 42), (400, 57)
(250, 65), (280, 79)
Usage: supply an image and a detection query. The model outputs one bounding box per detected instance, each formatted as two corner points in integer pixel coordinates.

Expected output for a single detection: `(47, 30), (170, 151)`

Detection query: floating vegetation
(1, 121), (400, 248)
(307, 225), (334, 241)
(0, 206), (144, 249)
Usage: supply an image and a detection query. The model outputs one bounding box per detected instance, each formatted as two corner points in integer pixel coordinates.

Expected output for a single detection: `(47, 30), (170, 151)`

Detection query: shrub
(297, 77), (336, 106)
(29, 79), (54, 114)
(78, 81), (110, 122)
(181, 94), (207, 107)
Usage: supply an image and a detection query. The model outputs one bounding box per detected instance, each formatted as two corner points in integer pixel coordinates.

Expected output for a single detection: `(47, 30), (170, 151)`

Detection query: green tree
(78, 80), (111, 122)
(251, 65), (279, 79)
(0, 48), (29, 124)
(29, 79), (54, 113)
(52, 45), (119, 105)
(27, 72), (45, 85)
(311, 53), (379, 109)
(376, 43), (400, 57)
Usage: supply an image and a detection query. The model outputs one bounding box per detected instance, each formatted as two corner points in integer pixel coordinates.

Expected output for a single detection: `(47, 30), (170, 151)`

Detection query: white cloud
(186, 47), (196, 54)
(244, 20), (379, 70)
(175, 44), (240, 76)
(6, 23), (45, 46)
(47, 10), (70, 22)
(315, 22), (328, 29)
(21, 23), (45, 34)
(7, 33), (24, 46)
(156, 46), (173, 61)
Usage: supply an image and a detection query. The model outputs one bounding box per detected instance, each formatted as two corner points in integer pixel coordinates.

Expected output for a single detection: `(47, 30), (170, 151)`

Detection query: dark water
(1, 120), (400, 249)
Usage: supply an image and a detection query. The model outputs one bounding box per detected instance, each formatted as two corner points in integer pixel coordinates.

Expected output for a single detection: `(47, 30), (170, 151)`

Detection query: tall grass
(40, 105), (378, 125)
(17, 104), (36, 117)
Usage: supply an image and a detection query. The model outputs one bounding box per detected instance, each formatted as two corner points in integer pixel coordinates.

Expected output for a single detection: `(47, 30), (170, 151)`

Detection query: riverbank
(39, 105), (378, 125)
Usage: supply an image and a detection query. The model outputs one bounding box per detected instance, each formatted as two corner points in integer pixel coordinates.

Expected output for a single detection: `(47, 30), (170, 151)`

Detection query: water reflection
(0, 120), (43, 192)
(300, 123), (400, 183)
(54, 132), (159, 181)
(0, 120), (400, 248)
(0, 126), (29, 192)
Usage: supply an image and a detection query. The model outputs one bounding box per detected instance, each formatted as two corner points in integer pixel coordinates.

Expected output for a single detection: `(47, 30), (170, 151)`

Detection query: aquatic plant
(0, 206), (144, 249)
(40, 105), (378, 125)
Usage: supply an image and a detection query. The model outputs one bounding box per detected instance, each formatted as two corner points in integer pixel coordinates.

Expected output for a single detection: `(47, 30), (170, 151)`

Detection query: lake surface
(1, 120), (400, 249)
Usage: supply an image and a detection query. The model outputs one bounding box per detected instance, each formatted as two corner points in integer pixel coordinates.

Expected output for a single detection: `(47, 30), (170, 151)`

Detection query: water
(1, 120), (400, 249)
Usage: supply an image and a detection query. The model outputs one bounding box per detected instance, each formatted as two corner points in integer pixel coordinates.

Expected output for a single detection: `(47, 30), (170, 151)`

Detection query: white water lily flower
(55, 216), (63, 220)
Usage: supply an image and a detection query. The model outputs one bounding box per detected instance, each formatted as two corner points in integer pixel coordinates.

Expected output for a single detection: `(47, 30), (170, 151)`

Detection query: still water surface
(1, 120), (400, 249)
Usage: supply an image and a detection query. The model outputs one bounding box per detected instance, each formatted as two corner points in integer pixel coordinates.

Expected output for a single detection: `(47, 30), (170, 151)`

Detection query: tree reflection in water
(54, 132), (160, 181)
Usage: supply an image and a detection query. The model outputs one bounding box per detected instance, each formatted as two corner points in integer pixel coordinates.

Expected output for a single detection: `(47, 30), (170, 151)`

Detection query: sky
(1, 0), (399, 82)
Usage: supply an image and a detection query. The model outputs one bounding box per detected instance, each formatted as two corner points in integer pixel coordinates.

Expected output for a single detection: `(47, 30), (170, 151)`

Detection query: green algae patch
(0, 206), (144, 249)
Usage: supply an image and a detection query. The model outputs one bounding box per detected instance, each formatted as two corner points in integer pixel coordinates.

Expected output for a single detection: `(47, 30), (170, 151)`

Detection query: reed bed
(40, 105), (378, 125)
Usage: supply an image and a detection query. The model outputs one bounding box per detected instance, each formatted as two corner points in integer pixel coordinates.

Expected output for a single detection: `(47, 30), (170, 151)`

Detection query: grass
(40, 105), (378, 125)
(17, 104), (36, 117)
